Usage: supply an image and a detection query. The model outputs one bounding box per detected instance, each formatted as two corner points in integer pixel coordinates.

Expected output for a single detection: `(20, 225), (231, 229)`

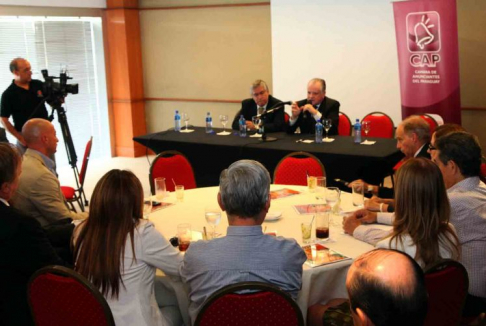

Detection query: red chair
(423, 259), (469, 326)
(284, 112), (290, 124)
(28, 265), (115, 326)
(480, 157), (486, 184)
(149, 150), (196, 193)
(61, 136), (93, 212)
(361, 112), (395, 138)
(274, 151), (325, 185)
(195, 282), (304, 326)
(338, 112), (352, 136)
(419, 114), (439, 133)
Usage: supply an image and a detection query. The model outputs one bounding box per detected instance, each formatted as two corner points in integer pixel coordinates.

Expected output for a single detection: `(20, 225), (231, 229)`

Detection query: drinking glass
(323, 119), (332, 139)
(252, 116), (261, 132)
(143, 190), (152, 220)
(155, 177), (166, 200)
(177, 223), (192, 252)
(307, 176), (317, 193)
(363, 121), (371, 138)
(175, 185), (184, 202)
(205, 207), (222, 238)
(315, 176), (326, 201)
(219, 114), (228, 132)
(301, 222), (312, 244)
(325, 187), (340, 214)
(182, 112), (190, 130)
(352, 182), (365, 207)
(315, 211), (330, 241)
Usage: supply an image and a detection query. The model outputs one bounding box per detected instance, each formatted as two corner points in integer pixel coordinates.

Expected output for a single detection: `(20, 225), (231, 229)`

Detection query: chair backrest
(338, 112), (352, 136)
(480, 158), (486, 184)
(361, 111), (395, 138)
(28, 265), (115, 326)
(195, 282), (304, 326)
(79, 136), (93, 186)
(149, 150), (197, 193)
(423, 259), (469, 326)
(284, 112), (290, 124)
(274, 152), (325, 185)
(419, 114), (439, 133)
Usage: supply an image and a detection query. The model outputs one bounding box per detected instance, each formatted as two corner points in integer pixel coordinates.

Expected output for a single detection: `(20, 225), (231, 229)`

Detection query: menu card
(293, 204), (330, 215)
(302, 243), (351, 268)
(270, 188), (300, 200)
(151, 202), (174, 212)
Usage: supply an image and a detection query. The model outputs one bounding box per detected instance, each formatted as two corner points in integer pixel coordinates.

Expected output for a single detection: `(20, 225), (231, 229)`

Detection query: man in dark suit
(0, 143), (64, 326)
(287, 78), (340, 135)
(231, 79), (285, 133)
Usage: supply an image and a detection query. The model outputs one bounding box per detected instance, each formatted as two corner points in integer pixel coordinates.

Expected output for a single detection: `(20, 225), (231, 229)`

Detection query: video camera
(41, 69), (78, 107)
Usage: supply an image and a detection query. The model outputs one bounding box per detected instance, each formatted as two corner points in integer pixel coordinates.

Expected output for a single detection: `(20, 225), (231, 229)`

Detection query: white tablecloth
(149, 185), (389, 324)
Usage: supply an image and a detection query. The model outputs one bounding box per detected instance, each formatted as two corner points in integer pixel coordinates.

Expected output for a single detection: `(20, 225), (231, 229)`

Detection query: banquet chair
(361, 111), (395, 138)
(61, 136), (93, 212)
(418, 113), (439, 133)
(480, 156), (486, 184)
(338, 112), (352, 136)
(423, 259), (469, 326)
(284, 112), (290, 124)
(274, 151), (325, 186)
(195, 282), (304, 326)
(149, 150), (197, 193)
(28, 265), (115, 326)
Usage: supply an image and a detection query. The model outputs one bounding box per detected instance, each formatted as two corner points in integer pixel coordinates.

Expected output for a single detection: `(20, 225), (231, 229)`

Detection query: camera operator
(1, 57), (49, 154)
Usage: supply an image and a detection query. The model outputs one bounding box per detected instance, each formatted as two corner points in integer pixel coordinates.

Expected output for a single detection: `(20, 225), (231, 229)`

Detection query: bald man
(11, 118), (86, 227)
(1, 58), (49, 153)
(347, 249), (428, 326)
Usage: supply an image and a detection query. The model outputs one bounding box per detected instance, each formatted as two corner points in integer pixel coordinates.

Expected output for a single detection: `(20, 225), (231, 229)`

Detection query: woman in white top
(73, 170), (183, 326)
(357, 158), (460, 269)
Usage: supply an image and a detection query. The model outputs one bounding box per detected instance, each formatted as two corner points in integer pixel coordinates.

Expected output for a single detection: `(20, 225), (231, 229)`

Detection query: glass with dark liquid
(315, 211), (330, 241)
(177, 223), (192, 252)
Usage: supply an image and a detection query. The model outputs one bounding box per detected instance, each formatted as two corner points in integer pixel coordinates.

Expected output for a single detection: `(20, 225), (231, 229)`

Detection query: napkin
(180, 129), (195, 133)
(250, 133), (262, 138)
(216, 131), (231, 136)
(322, 138), (335, 143)
(360, 140), (376, 145)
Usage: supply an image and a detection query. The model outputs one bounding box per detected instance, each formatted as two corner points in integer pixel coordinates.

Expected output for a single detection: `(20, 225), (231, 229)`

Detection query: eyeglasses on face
(428, 143), (437, 151)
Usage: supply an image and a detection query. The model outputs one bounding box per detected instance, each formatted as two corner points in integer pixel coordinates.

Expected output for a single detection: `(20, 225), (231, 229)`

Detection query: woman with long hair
(345, 158), (460, 268)
(73, 169), (183, 325)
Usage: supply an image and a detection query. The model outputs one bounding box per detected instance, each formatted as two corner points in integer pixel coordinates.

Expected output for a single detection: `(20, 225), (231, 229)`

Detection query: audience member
(433, 132), (486, 317)
(11, 118), (86, 227)
(344, 158), (460, 269)
(180, 160), (307, 323)
(0, 143), (63, 326)
(231, 79), (285, 132)
(287, 78), (340, 135)
(1, 58), (49, 154)
(73, 169), (183, 325)
(349, 115), (430, 199)
(346, 249), (428, 326)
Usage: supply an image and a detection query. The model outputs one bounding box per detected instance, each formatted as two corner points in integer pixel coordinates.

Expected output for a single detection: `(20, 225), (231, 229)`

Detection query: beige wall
(139, 2), (272, 132)
(0, 5), (102, 16)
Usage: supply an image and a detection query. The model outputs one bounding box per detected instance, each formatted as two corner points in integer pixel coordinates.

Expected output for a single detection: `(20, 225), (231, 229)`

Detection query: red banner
(393, 0), (461, 123)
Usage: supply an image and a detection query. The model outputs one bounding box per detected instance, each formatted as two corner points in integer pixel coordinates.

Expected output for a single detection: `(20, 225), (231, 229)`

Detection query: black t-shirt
(0, 79), (49, 132)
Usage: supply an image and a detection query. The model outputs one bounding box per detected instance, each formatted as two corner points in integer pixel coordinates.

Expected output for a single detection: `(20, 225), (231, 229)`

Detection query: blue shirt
(180, 225), (307, 324)
(30, 149), (56, 176)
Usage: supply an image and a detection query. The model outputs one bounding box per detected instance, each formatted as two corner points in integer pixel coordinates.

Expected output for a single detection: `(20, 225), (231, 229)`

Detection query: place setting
(216, 114), (231, 136)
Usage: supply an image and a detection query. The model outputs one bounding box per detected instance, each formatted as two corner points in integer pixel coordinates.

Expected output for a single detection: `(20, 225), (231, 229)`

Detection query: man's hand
(302, 104), (318, 116)
(354, 209), (378, 224)
(245, 121), (257, 130)
(291, 102), (302, 119)
(343, 215), (362, 235)
(348, 179), (378, 195)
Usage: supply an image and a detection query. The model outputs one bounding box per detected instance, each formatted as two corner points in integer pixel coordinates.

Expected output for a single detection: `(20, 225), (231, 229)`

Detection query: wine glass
(219, 114), (228, 133)
(325, 187), (341, 225)
(252, 116), (261, 132)
(143, 190), (153, 220)
(182, 112), (190, 130)
(363, 121), (371, 138)
(205, 207), (222, 238)
(323, 119), (332, 139)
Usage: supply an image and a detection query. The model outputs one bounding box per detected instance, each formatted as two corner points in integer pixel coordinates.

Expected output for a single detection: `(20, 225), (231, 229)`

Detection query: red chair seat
(61, 186), (75, 200)
(274, 152), (325, 186)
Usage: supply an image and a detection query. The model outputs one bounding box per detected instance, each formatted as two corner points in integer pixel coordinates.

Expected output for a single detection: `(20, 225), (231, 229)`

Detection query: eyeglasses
(428, 143), (437, 151)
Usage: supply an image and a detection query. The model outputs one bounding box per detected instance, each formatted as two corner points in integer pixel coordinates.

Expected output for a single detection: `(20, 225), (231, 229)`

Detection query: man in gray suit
(11, 118), (86, 227)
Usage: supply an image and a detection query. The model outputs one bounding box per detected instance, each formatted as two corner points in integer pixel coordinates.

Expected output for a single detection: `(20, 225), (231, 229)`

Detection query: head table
(149, 185), (391, 324)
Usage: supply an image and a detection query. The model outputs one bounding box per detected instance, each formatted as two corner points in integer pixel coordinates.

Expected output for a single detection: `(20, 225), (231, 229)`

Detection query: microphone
(253, 101), (291, 118)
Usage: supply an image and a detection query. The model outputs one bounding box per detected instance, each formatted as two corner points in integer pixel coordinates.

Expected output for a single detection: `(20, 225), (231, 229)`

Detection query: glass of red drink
(315, 211), (330, 241)
(177, 223), (192, 252)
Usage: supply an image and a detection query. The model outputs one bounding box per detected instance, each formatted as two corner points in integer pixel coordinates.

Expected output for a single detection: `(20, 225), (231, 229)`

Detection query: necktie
(258, 107), (264, 115)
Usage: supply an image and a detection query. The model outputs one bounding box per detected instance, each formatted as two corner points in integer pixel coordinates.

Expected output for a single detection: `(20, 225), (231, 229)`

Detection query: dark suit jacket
(0, 201), (63, 326)
(287, 97), (340, 135)
(231, 95), (285, 132)
(377, 143), (431, 199)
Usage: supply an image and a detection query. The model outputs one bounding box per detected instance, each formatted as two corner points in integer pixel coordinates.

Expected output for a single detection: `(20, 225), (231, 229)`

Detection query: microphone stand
(256, 102), (289, 142)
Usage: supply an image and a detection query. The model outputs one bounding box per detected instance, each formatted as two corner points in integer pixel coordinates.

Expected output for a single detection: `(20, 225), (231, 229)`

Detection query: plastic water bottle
(174, 110), (181, 132)
(239, 115), (247, 137)
(354, 119), (362, 143)
(315, 119), (323, 143)
(205, 112), (213, 133)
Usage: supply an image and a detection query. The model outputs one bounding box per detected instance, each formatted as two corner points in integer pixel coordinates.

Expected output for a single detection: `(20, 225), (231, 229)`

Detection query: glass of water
(205, 207), (222, 238)
(143, 190), (153, 220)
(363, 121), (371, 138)
(323, 119), (332, 139)
(182, 112), (190, 130)
(219, 115), (228, 133)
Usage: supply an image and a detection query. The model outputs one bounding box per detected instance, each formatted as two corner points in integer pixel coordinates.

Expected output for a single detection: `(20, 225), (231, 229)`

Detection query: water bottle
(315, 119), (323, 143)
(239, 115), (247, 137)
(205, 112), (213, 133)
(354, 119), (362, 143)
(174, 110), (181, 132)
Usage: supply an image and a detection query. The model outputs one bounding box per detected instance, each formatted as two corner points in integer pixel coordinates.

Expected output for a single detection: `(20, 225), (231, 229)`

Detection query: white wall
(271, 0), (402, 124)
(0, 0), (106, 8)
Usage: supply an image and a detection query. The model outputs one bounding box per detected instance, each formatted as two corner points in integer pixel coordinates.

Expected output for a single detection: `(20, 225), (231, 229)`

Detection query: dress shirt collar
(0, 198), (9, 206)
(226, 225), (263, 236)
(29, 149), (56, 175)
(414, 144), (426, 158)
(447, 176), (480, 193)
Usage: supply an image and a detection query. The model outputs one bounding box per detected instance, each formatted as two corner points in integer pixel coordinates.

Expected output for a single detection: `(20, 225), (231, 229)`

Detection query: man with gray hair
(181, 160), (307, 323)
(231, 79), (285, 132)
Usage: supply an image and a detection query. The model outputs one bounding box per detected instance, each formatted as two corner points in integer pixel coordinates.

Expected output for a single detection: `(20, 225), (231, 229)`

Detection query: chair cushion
(274, 157), (324, 186)
(151, 154), (196, 192)
(61, 186), (75, 200)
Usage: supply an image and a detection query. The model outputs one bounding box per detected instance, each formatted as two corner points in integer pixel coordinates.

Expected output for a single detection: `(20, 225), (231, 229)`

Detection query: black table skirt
(134, 127), (404, 188)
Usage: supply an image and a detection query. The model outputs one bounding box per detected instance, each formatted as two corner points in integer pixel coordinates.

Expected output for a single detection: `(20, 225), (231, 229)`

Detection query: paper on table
(322, 138), (335, 143)
(360, 140), (376, 145)
(250, 133), (262, 138)
(216, 131), (231, 136)
(301, 140), (314, 144)
(180, 129), (195, 133)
